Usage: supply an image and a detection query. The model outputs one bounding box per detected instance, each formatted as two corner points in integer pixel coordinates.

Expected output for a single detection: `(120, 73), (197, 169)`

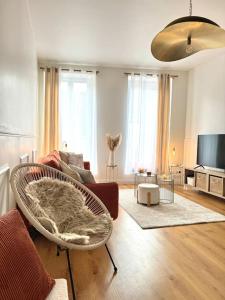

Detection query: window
(59, 72), (97, 173)
(125, 75), (158, 174)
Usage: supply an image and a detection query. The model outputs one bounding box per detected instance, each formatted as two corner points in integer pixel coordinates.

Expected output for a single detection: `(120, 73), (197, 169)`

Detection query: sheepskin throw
(25, 178), (112, 245)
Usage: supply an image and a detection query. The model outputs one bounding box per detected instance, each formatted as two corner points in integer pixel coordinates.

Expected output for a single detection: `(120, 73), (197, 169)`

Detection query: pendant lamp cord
(189, 0), (192, 16)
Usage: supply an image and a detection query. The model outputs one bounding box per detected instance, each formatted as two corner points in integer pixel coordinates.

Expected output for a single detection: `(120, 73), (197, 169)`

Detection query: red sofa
(38, 150), (119, 220)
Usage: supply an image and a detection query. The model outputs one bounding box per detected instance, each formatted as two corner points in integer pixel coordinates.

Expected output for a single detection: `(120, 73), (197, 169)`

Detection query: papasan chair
(10, 163), (117, 300)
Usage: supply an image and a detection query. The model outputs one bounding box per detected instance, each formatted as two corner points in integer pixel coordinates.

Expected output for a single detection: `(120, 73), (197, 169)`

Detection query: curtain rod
(39, 67), (99, 74)
(124, 72), (178, 78)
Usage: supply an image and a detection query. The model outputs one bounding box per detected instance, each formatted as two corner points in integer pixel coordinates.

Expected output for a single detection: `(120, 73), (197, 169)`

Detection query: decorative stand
(158, 176), (174, 204)
(106, 165), (118, 182)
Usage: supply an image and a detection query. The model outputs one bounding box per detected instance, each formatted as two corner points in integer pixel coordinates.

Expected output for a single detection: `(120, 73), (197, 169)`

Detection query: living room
(0, 0), (225, 299)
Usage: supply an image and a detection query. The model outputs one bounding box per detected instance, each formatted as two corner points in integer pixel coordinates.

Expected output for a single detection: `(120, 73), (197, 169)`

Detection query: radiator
(0, 164), (10, 216)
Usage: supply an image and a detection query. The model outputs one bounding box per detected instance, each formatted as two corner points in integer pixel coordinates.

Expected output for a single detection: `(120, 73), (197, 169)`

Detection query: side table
(106, 165), (118, 182)
(158, 175), (174, 204)
(134, 172), (157, 196)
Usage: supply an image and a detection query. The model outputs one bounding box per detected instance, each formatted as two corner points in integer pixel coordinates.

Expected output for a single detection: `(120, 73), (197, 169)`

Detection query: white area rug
(120, 189), (225, 229)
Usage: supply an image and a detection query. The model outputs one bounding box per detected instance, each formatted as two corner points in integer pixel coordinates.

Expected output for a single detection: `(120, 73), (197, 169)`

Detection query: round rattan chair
(10, 163), (117, 300)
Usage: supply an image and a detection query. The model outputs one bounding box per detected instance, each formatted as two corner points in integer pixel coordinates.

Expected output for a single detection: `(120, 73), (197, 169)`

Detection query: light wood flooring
(34, 185), (225, 300)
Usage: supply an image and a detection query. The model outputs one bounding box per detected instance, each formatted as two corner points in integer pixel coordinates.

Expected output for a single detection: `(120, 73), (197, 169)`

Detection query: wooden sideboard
(184, 167), (225, 199)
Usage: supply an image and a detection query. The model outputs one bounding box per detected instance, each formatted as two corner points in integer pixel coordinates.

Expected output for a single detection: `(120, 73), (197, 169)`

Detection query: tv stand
(194, 165), (205, 170)
(184, 167), (225, 200)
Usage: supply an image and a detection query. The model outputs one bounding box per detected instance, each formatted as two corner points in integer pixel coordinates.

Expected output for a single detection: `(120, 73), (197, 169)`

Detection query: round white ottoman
(138, 183), (160, 206)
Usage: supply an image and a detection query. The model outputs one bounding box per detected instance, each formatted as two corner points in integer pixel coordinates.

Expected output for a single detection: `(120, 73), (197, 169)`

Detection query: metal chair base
(56, 243), (118, 300)
(66, 249), (76, 300)
(105, 244), (118, 273)
(57, 246), (76, 300)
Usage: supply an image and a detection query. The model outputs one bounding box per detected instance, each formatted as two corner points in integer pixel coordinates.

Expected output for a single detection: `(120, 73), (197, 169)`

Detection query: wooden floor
(34, 185), (225, 300)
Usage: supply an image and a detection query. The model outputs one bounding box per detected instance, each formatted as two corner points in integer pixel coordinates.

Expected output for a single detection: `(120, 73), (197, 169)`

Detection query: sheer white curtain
(125, 74), (158, 174)
(59, 71), (97, 173)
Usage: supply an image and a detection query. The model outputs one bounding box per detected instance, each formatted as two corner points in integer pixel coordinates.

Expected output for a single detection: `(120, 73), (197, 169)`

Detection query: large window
(59, 72), (97, 173)
(125, 74), (158, 174)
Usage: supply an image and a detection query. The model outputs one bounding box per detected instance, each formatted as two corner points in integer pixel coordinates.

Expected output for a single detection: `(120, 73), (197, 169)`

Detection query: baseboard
(97, 178), (134, 184)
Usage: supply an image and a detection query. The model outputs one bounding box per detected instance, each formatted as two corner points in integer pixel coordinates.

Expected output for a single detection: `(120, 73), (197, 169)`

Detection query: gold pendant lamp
(151, 0), (225, 62)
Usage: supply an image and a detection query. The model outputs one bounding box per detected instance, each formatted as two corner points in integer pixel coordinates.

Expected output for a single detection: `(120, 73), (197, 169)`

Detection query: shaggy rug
(119, 189), (225, 229)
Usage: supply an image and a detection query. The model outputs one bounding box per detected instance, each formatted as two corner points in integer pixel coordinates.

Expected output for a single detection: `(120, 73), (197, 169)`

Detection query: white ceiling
(28, 0), (225, 71)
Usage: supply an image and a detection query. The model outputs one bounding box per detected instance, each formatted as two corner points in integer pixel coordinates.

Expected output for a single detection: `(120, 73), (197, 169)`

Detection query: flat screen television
(197, 134), (225, 169)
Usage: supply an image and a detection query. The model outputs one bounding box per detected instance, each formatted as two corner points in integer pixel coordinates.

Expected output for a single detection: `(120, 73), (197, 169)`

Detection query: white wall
(0, 0), (37, 212)
(184, 53), (225, 167)
(95, 67), (188, 182)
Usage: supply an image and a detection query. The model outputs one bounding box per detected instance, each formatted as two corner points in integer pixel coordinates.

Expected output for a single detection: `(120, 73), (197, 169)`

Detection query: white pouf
(138, 183), (160, 206)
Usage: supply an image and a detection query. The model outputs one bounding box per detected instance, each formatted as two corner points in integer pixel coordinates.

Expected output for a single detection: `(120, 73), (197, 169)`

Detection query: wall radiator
(19, 153), (29, 163)
(0, 164), (10, 216)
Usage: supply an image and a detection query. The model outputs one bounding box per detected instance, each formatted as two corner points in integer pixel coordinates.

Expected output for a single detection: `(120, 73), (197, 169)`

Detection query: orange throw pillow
(0, 209), (55, 299)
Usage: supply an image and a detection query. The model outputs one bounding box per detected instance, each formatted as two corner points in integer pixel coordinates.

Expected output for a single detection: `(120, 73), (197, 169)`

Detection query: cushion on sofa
(59, 151), (90, 170)
(39, 154), (62, 171)
(59, 151), (69, 164)
(0, 209), (55, 300)
(69, 164), (95, 184)
(49, 150), (61, 161)
(68, 153), (84, 168)
(59, 160), (83, 182)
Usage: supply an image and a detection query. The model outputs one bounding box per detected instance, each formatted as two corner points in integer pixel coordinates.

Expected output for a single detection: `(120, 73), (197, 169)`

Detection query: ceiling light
(151, 0), (225, 62)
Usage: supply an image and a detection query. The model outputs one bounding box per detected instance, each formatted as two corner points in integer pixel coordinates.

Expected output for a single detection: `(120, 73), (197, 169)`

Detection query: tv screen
(197, 134), (225, 169)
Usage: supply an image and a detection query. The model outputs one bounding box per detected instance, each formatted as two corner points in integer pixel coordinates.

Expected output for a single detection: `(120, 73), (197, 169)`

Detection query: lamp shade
(151, 16), (225, 62)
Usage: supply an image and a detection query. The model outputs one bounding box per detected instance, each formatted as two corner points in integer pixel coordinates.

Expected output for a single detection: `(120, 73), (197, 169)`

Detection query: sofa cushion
(68, 153), (84, 168)
(59, 151), (69, 164)
(39, 154), (62, 171)
(49, 150), (61, 160)
(69, 164), (95, 184)
(60, 151), (90, 170)
(59, 160), (82, 182)
(0, 209), (55, 300)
